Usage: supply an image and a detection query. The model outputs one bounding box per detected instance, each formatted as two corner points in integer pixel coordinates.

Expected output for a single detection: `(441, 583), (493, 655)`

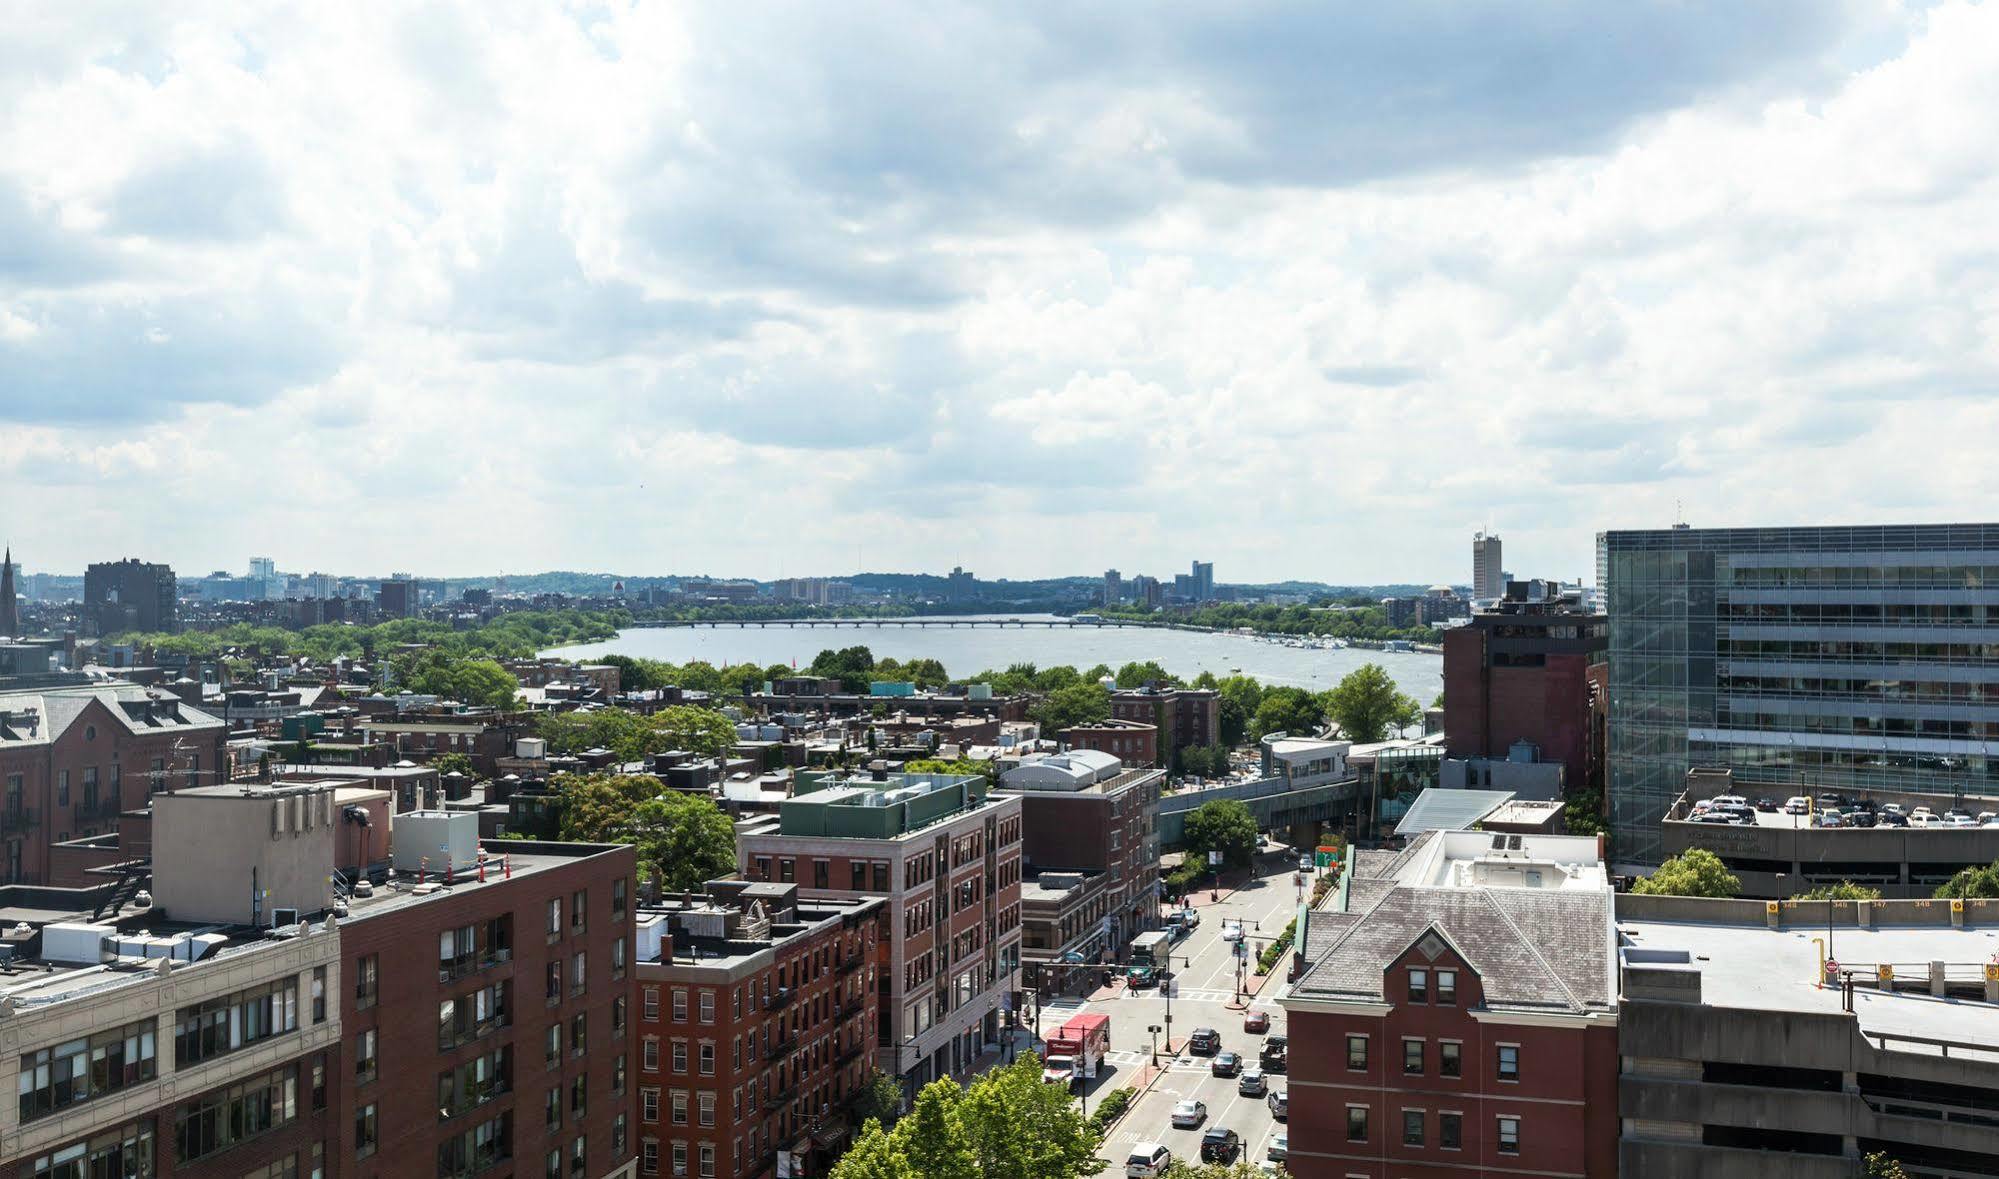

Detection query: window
(312, 1054), (327, 1110)
(671, 1091), (689, 1126)
(30, 1119), (153, 1179)
(1402, 1109), (1424, 1147)
(312, 966), (328, 1023)
(356, 954), (379, 1008)
(851, 862), (868, 890)
(614, 877), (628, 917)
(642, 1141), (660, 1176)
(1346, 1034), (1367, 1071)
(614, 1053), (628, 1096)
(644, 1038), (661, 1071)
(571, 1013), (587, 1056)
(175, 1067), (299, 1165)
(1407, 967), (1428, 1004)
(1439, 1041), (1461, 1078)
(815, 859), (829, 889)
(16, 1019), (158, 1121)
(1436, 968), (1457, 1005)
(1497, 1044), (1519, 1081)
(779, 859), (794, 883)
(1497, 1116), (1520, 1154)
(571, 951), (586, 995)
(700, 1143), (715, 1179)
(547, 898), (563, 938)
(698, 991), (714, 1023)
(354, 1028), (378, 1082)
(547, 962), (562, 1003)
(571, 1136), (587, 1178)
(547, 1086), (562, 1131)
(614, 937), (628, 980)
(1440, 1112), (1462, 1150)
(672, 989), (688, 1021)
(614, 996), (627, 1038)
(571, 889), (587, 933)
(672, 1041), (687, 1073)
(1346, 1106), (1368, 1142)
(672, 1141), (689, 1178)
(546, 1025), (563, 1066)
(698, 1092), (715, 1127)
(440, 923), (478, 979)
(438, 981), (510, 1050)
(438, 1115), (514, 1179)
(615, 1112), (628, 1156)
(698, 1042), (714, 1076)
(643, 1087), (660, 1123)
(1403, 1038), (1423, 1075)
(644, 987), (661, 1021)
(548, 1150), (563, 1179)
(570, 1075), (587, 1117)
(175, 979), (298, 1066)
(437, 1048), (511, 1120)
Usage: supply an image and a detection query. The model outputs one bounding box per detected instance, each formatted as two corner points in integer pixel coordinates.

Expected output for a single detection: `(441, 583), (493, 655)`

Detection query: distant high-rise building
(945, 565), (977, 604)
(248, 555), (275, 580)
(1103, 568), (1122, 606)
(84, 557), (178, 635)
(1132, 575), (1163, 608)
(1191, 560), (1215, 602)
(0, 546), (16, 636)
(376, 577), (416, 619)
(1473, 531), (1504, 600)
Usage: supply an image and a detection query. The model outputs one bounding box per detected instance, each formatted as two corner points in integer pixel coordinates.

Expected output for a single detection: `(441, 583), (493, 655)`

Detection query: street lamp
(1148, 1023), (1162, 1067)
(1159, 953), (1191, 1054)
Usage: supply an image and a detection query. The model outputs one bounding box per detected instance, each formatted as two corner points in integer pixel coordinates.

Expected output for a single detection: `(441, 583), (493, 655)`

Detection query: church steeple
(0, 545), (17, 638)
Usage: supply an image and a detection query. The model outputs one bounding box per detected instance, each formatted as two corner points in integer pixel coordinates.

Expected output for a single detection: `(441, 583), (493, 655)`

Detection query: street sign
(1314, 851), (1336, 868)
(1208, 850), (1222, 866)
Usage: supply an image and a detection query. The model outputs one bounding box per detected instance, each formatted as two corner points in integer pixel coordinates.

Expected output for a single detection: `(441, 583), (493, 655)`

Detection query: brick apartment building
(1057, 719), (1157, 768)
(1109, 686), (1218, 769)
(1442, 585), (1608, 797)
(1, 779), (638, 1179)
(1281, 831), (1619, 1178)
(735, 772), (1022, 1093)
(632, 883), (885, 1179)
(999, 753), (1164, 986)
(0, 684), (228, 885)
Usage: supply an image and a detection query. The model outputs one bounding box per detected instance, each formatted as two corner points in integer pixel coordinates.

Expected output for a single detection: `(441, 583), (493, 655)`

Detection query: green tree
(1632, 848), (1741, 898)
(852, 1069), (907, 1130)
(1935, 861), (1999, 899)
(554, 773), (662, 843)
(1796, 881), (1882, 900)
(832, 1119), (916, 1179)
(628, 792), (738, 892)
(1215, 676), (1264, 747)
(901, 1080), (980, 1179)
(905, 758), (999, 788)
(1113, 660), (1176, 689)
(1032, 665), (1085, 692)
(1030, 682), (1111, 735)
(1866, 1151), (1910, 1179)
(810, 646), (877, 690)
(650, 704), (741, 758)
(1251, 687), (1323, 740)
(1321, 663), (1420, 742)
(1182, 799), (1258, 872)
(433, 752), (477, 780)
(956, 1056), (1101, 1179)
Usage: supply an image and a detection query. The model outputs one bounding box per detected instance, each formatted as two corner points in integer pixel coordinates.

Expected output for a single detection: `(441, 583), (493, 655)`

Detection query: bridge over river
(627, 617), (1196, 630)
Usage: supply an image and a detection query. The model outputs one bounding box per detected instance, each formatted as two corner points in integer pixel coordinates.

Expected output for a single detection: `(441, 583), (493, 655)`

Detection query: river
(544, 615), (1441, 701)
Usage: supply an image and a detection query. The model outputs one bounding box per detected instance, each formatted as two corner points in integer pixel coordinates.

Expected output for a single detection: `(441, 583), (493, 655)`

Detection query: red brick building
(1109, 687), (1217, 770)
(1058, 719), (1157, 768)
(1442, 590), (1608, 794)
(632, 883), (885, 1179)
(1281, 831), (1619, 1179)
(0, 685), (228, 885)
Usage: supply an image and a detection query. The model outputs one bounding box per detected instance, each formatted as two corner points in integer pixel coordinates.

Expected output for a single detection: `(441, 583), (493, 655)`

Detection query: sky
(5, 2), (1999, 585)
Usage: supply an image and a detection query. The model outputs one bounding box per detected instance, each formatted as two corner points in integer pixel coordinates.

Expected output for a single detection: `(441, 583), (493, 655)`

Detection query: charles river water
(546, 614), (1441, 702)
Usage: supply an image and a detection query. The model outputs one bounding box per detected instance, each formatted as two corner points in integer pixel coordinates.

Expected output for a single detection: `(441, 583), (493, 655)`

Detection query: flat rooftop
(1620, 918), (1999, 1054)
(1391, 830), (1609, 892)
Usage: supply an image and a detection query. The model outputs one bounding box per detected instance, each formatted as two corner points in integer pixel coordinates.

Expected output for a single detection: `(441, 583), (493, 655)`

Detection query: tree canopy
(1796, 881), (1882, 900)
(1113, 660), (1178, 689)
(537, 704), (738, 763)
(1935, 861), (1999, 899)
(553, 772), (736, 890)
(1631, 848), (1741, 898)
(1321, 663), (1421, 742)
(1182, 799), (1259, 872)
(392, 650), (521, 709)
(1030, 682), (1112, 736)
(828, 1056), (1099, 1179)
(1251, 686), (1324, 741)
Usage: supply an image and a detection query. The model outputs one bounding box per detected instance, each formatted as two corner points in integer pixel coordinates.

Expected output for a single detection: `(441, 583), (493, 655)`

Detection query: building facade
(84, 559), (178, 636)
(1057, 719), (1157, 768)
(632, 884), (885, 1179)
(734, 773), (1023, 1093)
(1001, 755), (1164, 976)
(1282, 831), (1620, 1179)
(1109, 687), (1219, 769)
(1598, 523), (1999, 864)
(1, 546), (17, 637)
(1442, 586), (1607, 798)
(1472, 532), (1504, 602)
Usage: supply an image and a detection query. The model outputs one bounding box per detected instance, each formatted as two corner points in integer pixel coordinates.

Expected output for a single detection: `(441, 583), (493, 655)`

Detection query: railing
(1865, 1030), (1999, 1061)
(439, 1078), (512, 1122)
(836, 1043), (864, 1067)
(766, 1032), (797, 1061)
(438, 947), (513, 983)
(1, 807), (37, 835)
(766, 988), (793, 1009)
(73, 797), (122, 822)
(839, 952), (865, 975)
(1864, 1094), (1999, 1129)
(438, 1012), (512, 1053)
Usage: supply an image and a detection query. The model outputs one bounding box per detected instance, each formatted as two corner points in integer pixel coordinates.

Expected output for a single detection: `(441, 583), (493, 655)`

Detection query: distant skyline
(8, 4), (1999, 582)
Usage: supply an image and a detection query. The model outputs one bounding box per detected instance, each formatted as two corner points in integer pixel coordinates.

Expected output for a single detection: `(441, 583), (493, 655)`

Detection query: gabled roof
(0, 685), (225, 747)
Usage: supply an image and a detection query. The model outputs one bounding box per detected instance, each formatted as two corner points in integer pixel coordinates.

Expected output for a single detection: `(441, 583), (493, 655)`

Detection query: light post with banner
(1209, 848), (1223, 900)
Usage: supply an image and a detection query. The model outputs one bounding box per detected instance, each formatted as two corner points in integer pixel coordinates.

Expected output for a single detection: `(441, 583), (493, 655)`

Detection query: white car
(1784, 796), (1811, 814)
(1127, 1144), (1171, 1179)
(1267, 1133), (1288, 1162)
(1170, 1100), (1207, 1128)
(1222, 923), (1245, 943)
(1945, 814), (1977, 828)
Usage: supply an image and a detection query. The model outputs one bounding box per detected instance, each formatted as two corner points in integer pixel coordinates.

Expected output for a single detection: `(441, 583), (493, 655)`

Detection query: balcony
(73, 797), (121, 823)
(766, 987), (794, 1009)
(1, 807), (37, 835)
(836, 1043), (865, 1068)
(439, 948), (513, 984)
(439, 1076), (512, 1122)
(766, 1032), (798, 1061)
(839, 952), (865, 976)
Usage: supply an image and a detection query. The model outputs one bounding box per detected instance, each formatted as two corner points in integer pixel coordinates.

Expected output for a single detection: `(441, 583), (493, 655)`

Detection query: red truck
(1043, 1013), (1110, 1090)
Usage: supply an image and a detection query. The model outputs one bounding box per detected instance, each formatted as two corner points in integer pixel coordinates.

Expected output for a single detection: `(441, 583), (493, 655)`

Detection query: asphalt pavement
(1071, 849), (1315, 1178)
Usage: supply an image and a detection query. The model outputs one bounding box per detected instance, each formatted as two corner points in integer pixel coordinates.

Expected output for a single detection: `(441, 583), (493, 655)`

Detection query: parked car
(1127, 1144), (1172, 1179)
(1267, 1133), (1288, 1162)
(1910, 812), (1941, 828)
(1881, 803), (1905, 816)
(1753, 797), (1779, 812)
(1267, 1089), (1287, 1119)
(1877, 810), (1910, 827)
(1849, 810), (1878, 828)
(1260, 1035), (1287, 1073)
(1211, 1051), (1243, 1077)
(1243, 1010), (1270, 1034)
(1200, 1129), (1242, 1164)
(1815, 811), (1844, 828)
(1298, 856), (1313, 873)
(1946, 813), (1977, 828)
(1188, 1027), (1221, 1055)
(1170, 1101), (1207, 1129)
(1784, 796), (1811, 814)
(1237, 1068), (1267, 1096)
(1178, 909), (1200, 930)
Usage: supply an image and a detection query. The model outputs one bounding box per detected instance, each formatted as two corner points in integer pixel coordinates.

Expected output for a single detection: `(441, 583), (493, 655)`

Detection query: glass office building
(1598, 524), (1999, 864)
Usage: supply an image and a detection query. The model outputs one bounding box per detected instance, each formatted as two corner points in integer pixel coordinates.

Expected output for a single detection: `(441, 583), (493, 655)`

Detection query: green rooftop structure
(776, 772), (989, 839)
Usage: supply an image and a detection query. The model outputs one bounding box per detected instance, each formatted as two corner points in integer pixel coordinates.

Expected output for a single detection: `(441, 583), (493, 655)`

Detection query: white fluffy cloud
(2, 1), (1996, 583)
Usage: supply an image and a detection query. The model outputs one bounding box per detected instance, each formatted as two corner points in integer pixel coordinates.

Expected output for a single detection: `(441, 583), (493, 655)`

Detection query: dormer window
(1407, 967), (1429, 1004)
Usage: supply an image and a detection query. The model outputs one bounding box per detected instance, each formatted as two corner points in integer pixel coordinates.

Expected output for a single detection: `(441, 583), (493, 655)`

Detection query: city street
(1053, 848), (1314, 1178)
